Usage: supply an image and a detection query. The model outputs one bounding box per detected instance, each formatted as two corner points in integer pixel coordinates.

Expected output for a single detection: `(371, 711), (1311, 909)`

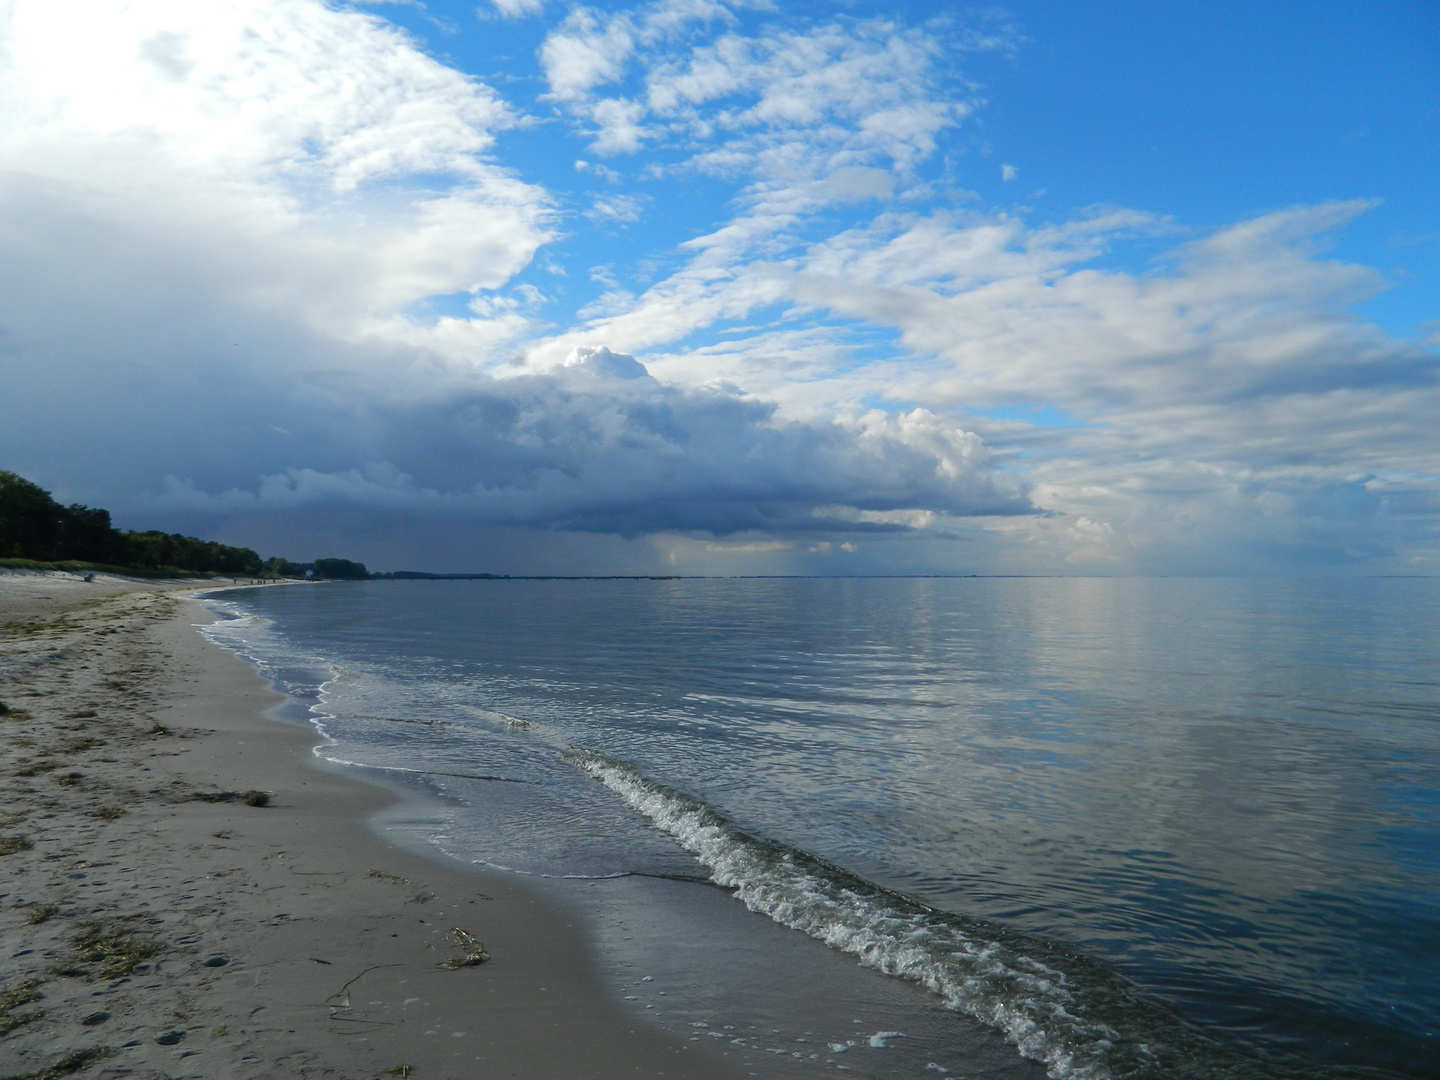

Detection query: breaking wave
(573, 750), (1299, 1080)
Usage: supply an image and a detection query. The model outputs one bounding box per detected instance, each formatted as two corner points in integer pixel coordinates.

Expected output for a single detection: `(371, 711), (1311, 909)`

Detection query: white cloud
(707, 539), (793, 553)
(0, 0), (553, 356)
(540, 4), (983, 199)
(3, 1), (513, 189)
(524, 10), (1006, 366)
(588, 95), (651, 152)
(585, 192), (646, 223)
(823, 202), (1410, 416)
(492, 0), (547, 17)
(574, 158), (623, 182)
(539, 8), (638, 101)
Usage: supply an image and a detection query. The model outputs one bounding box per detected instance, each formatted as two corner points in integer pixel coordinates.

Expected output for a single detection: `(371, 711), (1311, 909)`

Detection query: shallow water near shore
(199, 576), (1440, 1080)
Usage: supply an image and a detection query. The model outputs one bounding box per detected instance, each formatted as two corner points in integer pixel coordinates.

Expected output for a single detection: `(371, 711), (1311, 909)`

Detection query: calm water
(200, 577), (1440, 1080)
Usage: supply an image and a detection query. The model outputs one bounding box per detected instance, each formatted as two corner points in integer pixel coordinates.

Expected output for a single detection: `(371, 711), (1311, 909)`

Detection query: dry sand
(0, 571), (749, 1080)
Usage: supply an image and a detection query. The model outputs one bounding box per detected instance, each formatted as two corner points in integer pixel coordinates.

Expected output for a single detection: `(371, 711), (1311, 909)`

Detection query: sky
(0, 0), (1436, 576)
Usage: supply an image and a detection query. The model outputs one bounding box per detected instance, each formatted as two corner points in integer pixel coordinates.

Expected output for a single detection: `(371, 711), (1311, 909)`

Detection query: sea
(197, 576), (1440, 1080)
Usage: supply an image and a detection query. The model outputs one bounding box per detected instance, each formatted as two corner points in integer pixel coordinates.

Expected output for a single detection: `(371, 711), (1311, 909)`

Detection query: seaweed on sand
(0, 1046), (111, 1080)
(0, 980), (45, 1037)
(185, 789), (271, 807)
(60, 922), (162, 980)
(440, 928), (490, 969)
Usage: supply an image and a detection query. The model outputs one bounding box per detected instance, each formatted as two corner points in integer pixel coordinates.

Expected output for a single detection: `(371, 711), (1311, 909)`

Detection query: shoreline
(1, 573), (747, 1079)
(191, 580), (1050, 1080)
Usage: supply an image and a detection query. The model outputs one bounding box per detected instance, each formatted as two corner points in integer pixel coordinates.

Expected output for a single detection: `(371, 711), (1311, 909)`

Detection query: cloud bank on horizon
(0, 0), (1435, 574)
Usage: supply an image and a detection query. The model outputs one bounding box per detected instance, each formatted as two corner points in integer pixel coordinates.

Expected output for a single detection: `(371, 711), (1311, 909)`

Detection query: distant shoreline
(358, 571), (1439, 581)
(370, 571), (1064, 580)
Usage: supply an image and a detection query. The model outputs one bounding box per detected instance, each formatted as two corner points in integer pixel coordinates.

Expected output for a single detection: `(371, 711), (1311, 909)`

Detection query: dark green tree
(0, 471), (63, 559)
(312, 557), (368, 579)
(124, 531), (262, 575)
(2, 470), (263, 574)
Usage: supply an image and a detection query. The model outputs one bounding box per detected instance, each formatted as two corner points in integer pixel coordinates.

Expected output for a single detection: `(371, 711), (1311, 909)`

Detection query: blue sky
(0, 0), (1435, 574)
(382, 0), (1439, 339)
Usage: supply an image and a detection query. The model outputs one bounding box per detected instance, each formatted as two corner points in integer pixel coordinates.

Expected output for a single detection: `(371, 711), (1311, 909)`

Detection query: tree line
(0, 471), (367, 579)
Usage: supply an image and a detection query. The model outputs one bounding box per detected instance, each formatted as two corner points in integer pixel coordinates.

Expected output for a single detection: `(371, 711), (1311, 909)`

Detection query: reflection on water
(204, 577), (1440, 1079)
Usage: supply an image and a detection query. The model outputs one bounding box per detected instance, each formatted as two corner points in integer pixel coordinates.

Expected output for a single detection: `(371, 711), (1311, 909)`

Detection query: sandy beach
(0, 571), (748, 1080)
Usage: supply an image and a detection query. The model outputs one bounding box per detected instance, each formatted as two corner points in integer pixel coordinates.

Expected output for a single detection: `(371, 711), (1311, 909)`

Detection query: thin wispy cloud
(491, 0), (548, 17)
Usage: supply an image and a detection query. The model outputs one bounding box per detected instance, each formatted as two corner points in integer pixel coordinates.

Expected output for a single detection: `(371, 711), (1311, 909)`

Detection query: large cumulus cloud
(0, 0), (1021, 566)
(142, 347), (1026, 537)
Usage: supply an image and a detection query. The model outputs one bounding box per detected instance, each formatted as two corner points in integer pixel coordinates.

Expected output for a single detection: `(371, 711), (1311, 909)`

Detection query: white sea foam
(571, 750), (1213, 1080)
(196, 596), (328, 698)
